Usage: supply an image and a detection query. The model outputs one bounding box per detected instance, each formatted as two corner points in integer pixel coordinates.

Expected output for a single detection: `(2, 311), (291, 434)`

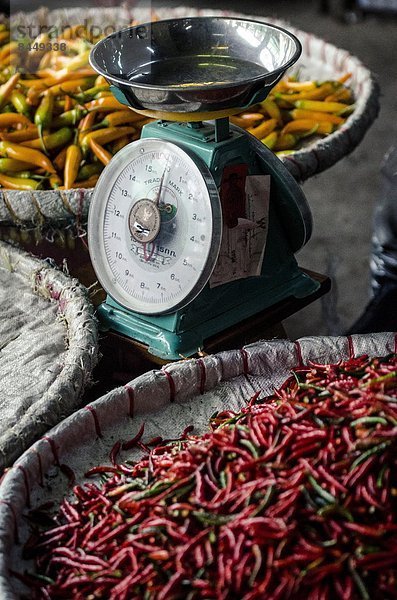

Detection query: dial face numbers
(88, 138), (221, 315)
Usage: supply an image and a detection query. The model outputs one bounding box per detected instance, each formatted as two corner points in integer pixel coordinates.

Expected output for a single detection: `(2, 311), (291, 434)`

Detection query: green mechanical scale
(88, 16), (320, 360)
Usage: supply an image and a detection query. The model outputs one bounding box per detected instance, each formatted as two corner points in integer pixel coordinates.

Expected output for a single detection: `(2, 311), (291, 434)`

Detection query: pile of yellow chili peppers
(0, 20), (355, 191)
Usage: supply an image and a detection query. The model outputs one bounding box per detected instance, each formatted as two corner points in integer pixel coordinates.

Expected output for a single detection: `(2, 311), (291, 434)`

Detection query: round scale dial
(88, 138), (222, 315)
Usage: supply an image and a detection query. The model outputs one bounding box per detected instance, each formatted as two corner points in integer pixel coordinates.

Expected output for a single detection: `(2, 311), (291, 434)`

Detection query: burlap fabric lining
(0, 5), (379, 230)
(0, 331), (395, 598)
(0, 240), (98, 471)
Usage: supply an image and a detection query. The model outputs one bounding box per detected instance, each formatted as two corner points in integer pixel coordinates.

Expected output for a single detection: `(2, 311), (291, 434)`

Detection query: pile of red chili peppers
(21, 354), (397, 599)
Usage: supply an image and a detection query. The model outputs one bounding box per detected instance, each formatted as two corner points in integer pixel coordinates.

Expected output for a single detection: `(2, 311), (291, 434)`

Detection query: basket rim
(0, 239), (98, 471)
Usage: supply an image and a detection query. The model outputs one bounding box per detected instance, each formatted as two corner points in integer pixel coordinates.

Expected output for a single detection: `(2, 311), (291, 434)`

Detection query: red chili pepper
(121, 422), (145, 450)
(21, 353), (397, 599)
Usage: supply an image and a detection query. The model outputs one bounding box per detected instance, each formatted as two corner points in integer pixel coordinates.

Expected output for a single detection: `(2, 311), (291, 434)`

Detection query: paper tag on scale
(210, 166), (271, 288)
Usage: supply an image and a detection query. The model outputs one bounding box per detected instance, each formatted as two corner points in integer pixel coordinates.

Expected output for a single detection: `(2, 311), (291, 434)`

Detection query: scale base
(98, 267), (319, 360)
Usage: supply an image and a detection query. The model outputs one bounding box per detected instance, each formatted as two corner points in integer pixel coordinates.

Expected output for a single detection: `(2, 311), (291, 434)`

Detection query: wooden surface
(87, 269), (331, 398)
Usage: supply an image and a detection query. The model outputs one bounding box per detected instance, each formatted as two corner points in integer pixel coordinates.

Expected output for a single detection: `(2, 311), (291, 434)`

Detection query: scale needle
(153, 162), (169, 206)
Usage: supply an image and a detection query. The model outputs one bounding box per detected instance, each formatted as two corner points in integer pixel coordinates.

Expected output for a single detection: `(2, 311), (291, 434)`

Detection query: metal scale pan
(89, 16), (302, 119)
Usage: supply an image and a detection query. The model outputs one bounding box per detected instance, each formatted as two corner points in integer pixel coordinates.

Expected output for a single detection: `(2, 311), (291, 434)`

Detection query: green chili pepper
(376, 465), (387, 488)
(298, 383), (327, 392)
(0, 157), (32, 173)
(192, 511), (234, 526)
(24, 127), (73, 151)
(317, 503), (354, 522)
(348, 559), (370, 600)
(350, 416), (388, 427)
(362, 371), (397, 388)
(70, 85), (109, 102)
(52, 106), (87, 128)
(350, 441), (391, 471)
(251, 485), (275, 517)
(34, 92), (54, 130)
(308, 475), (337, 504)
(76, 162), (103, 181)
(34, 92), (54, 153)
(0, 172), (40, 190)
(240, 439), (259, 458)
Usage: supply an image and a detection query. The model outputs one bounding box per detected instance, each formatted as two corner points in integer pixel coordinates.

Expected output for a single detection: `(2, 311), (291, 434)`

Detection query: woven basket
(0, 239), (98, 472)
(0, 5), (379, 232)
(0, 331), (395, 598)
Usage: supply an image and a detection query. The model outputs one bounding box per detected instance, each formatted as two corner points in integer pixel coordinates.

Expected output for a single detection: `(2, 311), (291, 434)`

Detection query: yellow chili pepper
(284, 80), (317, 91)
(0, 42), (18, 63)
(38, 51), (53, 71)
(89, 138), (112, 165)
(95, 75), (108, 86)
(277, 82), (338, 104)
(54, 67), (95, 80)
(290, 108), (345, 125)
(49, 173), (62, 189)
(49, 51), (93, 81)
(94, 91), (113, 99)
(282, 121), (334, 136)
(0, 73), (21, 110)
(64, 95), (74, 112)
(82, 126), (135, 154)
(338, 72), (352, 84)
(19, 78), (49, 89)
(0, 158), (33, 173)
(324, 87), (353, 103)
(45, 77), (95, 96)
(260, 98), (282, 124)
(77, 112), (96, 147)
(112, 135), (130, 153)
(0, 141), (56, 173)
(247, 118), (278, 140)
(100, 110), (142, 127)
(69, 174), (99, 188)
(10, 90), (31, 117)
(315, 122), (335, 135)
(293, 81), (337, 100)
(261, 131), (278, 150)
(294, 99), (349, 113)
(26, 85), (47, 107)
(230, 113), (264, 129)
(0, 113), (32, 128)
(64, 143), (82, 188)
(0, 30), (10, 44)
(0, 173), (40, 190)
(281, 119), (321, 135)
(274, 133), (298, 151)
(78, 111), (96, 131)
(85, 96), (127, 112)
(53, 146), (68, 171)
(2, 52), (18, 67)
(1, 127), (39, 143)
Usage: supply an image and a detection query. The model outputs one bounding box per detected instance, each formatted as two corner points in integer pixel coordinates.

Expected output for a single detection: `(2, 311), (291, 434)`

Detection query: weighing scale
(88, 17), (321, 360)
